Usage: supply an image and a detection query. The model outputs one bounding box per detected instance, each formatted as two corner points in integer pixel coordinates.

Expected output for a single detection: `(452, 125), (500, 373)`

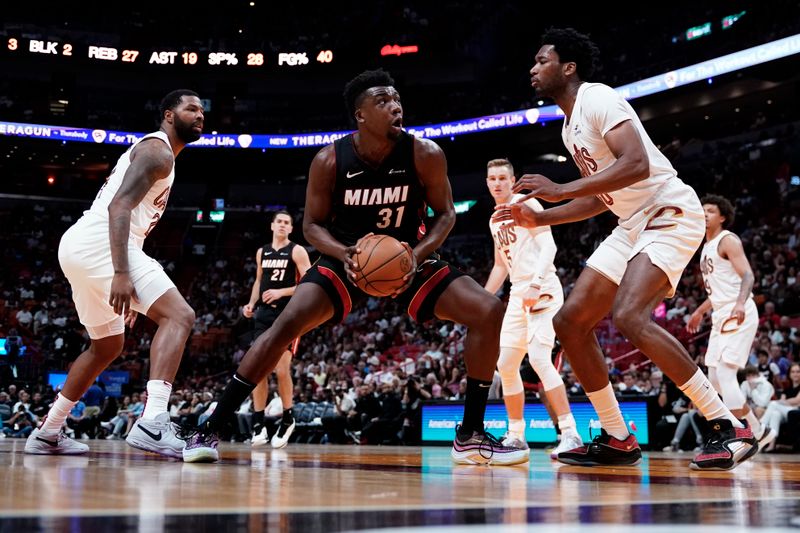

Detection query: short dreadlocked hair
(701, 194), (736, 229)
(343, 69), (395, 121)
(541, 27), (601, 80)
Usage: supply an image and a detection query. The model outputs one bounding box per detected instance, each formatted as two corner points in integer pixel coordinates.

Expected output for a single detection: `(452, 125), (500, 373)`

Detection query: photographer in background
(3, 404), (34, 438)
(322, 382), (357, 444)
(398, 375), (430, 445)
(5, 332), (23, 380)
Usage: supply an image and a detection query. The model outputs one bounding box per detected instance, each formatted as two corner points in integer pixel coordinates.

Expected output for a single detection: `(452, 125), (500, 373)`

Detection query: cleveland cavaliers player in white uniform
(494, 28), (756, 470)
(687, 195), (768, 444)
(484, 158), (582, 460)
(26, 90), (204, 459)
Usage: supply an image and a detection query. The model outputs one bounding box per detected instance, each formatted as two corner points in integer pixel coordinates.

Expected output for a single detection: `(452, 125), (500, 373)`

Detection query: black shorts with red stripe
(300, 254), (465, 324)
(253, 306), (300, 354)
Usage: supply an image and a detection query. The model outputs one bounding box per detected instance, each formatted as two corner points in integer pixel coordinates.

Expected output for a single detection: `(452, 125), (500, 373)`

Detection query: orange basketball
(352, 234), (415, 297)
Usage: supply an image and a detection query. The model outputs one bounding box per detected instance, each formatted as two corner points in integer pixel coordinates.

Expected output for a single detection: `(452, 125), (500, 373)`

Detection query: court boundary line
(1, 493), (798, 519)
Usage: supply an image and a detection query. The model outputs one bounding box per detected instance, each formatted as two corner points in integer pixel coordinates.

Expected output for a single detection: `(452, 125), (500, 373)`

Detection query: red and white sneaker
(690, 418), (757, 471)
(556, 428), (642, 466)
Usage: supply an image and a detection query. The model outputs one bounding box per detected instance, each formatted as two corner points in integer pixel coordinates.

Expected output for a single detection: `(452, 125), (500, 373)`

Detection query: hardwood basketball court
(1, 439), (799, 531)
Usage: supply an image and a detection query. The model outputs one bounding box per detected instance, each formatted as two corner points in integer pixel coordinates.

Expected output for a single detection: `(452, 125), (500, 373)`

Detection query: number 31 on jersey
(376, 206), (405, 229)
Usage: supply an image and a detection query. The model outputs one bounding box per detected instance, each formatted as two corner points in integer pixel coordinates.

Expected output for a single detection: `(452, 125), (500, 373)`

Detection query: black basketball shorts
(253, 305), (299, 354)
(300, 254), (465, 324)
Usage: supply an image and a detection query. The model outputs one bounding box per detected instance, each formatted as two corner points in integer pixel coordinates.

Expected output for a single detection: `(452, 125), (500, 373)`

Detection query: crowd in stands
(1, 114), (798, 450)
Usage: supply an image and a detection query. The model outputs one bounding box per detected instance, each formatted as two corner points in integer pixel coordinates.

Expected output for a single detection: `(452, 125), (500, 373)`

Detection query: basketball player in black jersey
(184, 70), (527, 465)
(242, 211), (311, 448)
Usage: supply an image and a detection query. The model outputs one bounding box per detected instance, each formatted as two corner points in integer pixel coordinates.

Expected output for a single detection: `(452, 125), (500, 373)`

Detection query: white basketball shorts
(500, 280), (564, 350)
(586, 179), (705, 298)
(704, 299), (759, 368)
(58, 216), (175, 339)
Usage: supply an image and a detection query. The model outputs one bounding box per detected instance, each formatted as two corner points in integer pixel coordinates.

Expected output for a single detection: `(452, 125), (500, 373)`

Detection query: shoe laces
(477, 430), (504, 460)
(456, 424), (502, 460)
(588, 426), (605, 443)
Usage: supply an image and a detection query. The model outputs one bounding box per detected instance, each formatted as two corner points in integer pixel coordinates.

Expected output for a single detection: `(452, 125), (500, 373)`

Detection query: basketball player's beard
(175, 120), (202, 144)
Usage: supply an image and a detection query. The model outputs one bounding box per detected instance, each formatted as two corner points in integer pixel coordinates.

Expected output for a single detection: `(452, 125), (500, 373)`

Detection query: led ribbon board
(2, 34), (799, 148)
(422, 399), (651, 444)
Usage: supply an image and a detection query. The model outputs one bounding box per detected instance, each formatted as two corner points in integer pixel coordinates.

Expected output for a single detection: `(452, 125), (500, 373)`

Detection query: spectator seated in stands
(2, 404), (34, 438)
(760, 363), (800, 452)
(740, 365), (776, 419)
(618, 371), (643, 395)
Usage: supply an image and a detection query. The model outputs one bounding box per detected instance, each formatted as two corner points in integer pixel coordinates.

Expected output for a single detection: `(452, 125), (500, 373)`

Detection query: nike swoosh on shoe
(138, 426), (162, 441)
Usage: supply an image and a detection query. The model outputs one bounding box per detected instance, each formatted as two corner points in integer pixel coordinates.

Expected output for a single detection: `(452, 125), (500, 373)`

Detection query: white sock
(744, 410), (762, 437)
(678, 370), (742, 428)
(41, 393), (77, 434)
(586, 384), (629, 441)
(142, 380), (172, 420)
(557, 413), (578, 436)
(508, 418), (526, 438)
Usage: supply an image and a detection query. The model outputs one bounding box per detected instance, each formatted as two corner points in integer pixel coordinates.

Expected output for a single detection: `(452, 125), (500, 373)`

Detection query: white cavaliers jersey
(700, 230), (751, 310)
(561, 83), (683, 221)
(84, 131), (174, 248)
(489, 194), (558, 290)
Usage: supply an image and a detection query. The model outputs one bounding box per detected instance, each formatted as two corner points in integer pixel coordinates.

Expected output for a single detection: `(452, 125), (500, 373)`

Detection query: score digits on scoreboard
(7, 37), (336, 69)
(9, 38), (73, 56)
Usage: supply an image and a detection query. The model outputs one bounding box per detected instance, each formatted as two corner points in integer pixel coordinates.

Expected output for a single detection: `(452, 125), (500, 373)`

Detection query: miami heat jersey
(561, 83), (681, 221)
(331, 132), (425, 246)
(700, 230), (751, 310)
(85, 131), (175, 248)
(489, 194), (558, 289)
(259, 242), (298, 310)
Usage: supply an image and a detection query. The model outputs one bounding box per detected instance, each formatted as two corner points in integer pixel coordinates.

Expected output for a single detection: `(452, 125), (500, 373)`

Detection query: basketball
(352, 234), (415, 297)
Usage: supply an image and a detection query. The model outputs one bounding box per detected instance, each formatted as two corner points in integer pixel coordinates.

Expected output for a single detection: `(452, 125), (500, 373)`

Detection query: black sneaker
(690, 418), (757, 471)
(557, 428), (642, 466)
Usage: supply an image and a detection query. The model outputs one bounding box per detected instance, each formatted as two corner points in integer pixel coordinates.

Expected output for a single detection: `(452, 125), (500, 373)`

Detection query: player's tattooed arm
(107, 139), (173, 315)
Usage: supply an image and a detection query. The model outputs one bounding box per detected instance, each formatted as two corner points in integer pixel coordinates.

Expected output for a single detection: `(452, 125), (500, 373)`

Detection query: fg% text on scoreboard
(6, 38), (334, 68)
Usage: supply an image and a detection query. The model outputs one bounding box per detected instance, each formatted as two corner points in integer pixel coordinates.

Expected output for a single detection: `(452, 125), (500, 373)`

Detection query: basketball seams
(364, 279), (392, 297)
(356, 236), (404, 278)
(353, 234), (413, 297)
(361, 250), (409, 281)
(360, 235), (390, 274)
(363, 250), (412, 296)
